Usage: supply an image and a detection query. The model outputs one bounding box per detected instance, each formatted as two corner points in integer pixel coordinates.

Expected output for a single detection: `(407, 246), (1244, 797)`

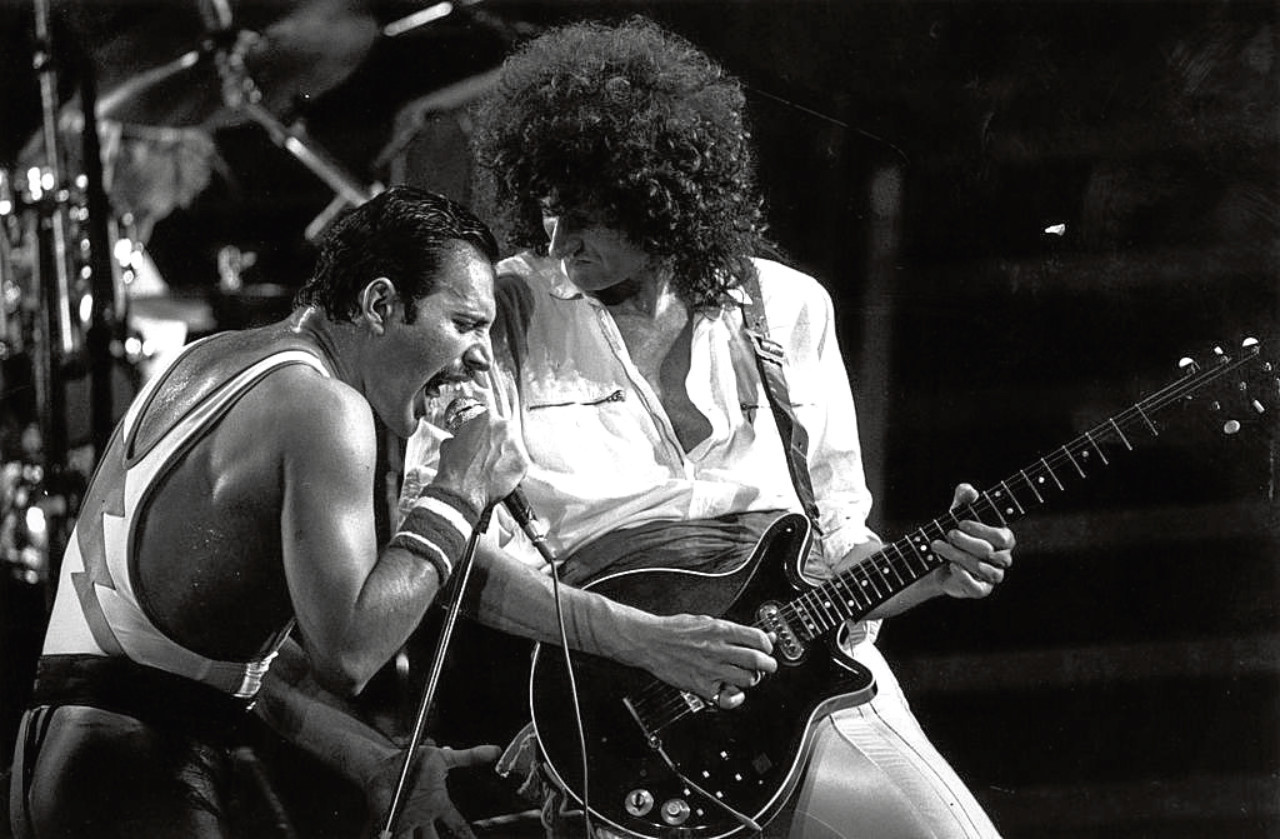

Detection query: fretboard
(777, 342), (1262, 642)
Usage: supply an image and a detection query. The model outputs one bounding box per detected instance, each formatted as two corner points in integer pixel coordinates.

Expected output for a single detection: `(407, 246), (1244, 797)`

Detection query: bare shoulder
(246, 364), (376, 460)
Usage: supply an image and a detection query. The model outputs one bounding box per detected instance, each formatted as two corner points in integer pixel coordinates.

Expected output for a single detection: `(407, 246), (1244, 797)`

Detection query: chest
(611, 311), (711, 451)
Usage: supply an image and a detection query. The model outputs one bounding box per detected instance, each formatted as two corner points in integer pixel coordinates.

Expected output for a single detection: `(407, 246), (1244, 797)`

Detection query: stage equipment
(0, 0), (133, 589)
(376, 69), (500, 209)
(96, 0), (383, 240)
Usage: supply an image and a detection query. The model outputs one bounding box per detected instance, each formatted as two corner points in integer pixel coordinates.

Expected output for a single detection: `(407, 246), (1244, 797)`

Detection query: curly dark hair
(472, 16), (772, 308)
(295, 186), (498, 323)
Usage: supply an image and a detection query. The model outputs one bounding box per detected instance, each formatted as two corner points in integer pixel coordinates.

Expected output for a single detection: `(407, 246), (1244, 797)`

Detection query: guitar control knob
(625, 789), (655, 817)
(660, 798), (691, 825)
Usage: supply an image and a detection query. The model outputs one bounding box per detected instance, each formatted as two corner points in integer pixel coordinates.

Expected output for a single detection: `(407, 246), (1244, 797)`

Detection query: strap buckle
(745, 329), (786, 365)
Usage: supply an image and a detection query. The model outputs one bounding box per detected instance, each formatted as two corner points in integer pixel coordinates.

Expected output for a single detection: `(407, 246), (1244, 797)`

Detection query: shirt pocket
(522, 382), (640, 474)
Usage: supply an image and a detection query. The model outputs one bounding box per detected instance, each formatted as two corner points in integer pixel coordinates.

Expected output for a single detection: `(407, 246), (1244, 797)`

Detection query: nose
(463, 338), (492, 375)
(546, 216), (582, 260)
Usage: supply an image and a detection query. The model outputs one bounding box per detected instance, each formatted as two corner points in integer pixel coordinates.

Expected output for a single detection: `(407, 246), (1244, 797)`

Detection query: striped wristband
(389, 486), (481, 583)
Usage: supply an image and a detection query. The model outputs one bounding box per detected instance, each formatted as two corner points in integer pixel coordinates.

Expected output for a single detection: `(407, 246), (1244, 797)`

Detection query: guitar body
(530, 513), (877, 838)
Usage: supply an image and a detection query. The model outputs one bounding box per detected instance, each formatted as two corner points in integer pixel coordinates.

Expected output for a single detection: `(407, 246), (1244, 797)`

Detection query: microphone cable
(512, 506), (595, 839)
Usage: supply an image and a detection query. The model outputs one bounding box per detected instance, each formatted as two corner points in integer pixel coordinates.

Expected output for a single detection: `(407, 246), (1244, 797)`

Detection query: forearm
(255, 643), (397, 789)
(307, 487), (475, 694)
(466, 541), (656, 665)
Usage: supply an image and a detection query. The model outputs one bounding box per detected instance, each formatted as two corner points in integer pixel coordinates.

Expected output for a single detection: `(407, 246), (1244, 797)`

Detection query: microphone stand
(378, 504), (493, 839)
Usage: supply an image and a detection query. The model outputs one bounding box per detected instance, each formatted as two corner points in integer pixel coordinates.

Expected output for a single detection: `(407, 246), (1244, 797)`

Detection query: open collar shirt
(405, 253), (877, 580)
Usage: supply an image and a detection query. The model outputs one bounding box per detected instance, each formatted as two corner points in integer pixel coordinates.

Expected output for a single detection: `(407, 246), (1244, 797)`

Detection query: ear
(358, 277), (398, 334)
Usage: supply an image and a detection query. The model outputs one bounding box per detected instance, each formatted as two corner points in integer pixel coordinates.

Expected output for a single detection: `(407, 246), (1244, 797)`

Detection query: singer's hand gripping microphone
(442, 396), (551, 554)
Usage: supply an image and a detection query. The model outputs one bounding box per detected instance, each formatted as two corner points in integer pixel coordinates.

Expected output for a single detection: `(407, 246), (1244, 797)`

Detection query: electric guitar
(528, 339), (1273, 839)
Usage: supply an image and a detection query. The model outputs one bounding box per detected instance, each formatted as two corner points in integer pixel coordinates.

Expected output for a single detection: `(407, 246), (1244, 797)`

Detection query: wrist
(429, 469), (487, 520)
(390, 485), (481, 583)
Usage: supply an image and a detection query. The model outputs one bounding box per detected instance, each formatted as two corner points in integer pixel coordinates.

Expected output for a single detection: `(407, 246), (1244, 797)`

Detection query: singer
(7, 187), (527, 839)
(405, 18), (1015, 838)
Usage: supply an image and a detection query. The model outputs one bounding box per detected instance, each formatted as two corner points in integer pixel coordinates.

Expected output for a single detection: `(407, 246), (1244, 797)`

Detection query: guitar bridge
(757, 602), (805, 662)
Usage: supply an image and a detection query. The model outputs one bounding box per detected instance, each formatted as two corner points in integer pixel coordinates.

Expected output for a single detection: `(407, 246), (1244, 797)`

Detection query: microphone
(442, 397), (551, 557)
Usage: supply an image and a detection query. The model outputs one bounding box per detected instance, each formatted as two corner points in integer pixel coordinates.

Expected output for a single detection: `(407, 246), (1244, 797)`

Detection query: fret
(1040, 457), (1065, 491)
(1020, 469), (1045, 503)
(992, 481), (1024, 518)
(1063, 445), (1086, 477)
(804, 589), (837, 633)
(831, 571), (867, 616)
(907, 530), (938, 568)
(877, 552), (908, 587)
(891, 540), (929, 577)
(1084, 430), (1110, 465)
(821, 579), (854, 621)
(851, 565), (885, 600)
(1108, 418), (1133, 451)
(863, 563), (891, 599)
(790, 597), (821, 637)
(977, 491), (1008, 525)
(1134, 404), (1159, 436)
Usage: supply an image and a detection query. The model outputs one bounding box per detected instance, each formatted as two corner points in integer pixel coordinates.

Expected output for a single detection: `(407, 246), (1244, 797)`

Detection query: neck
(593, 265), (683, 321)
(289, 306), (359, 387)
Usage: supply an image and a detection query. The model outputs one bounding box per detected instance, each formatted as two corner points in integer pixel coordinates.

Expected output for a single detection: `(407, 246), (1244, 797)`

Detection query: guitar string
(619, 350), (1261, 732)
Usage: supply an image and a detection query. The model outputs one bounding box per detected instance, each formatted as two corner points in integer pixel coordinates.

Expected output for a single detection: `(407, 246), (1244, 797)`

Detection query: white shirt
(405, 253), (877, 578)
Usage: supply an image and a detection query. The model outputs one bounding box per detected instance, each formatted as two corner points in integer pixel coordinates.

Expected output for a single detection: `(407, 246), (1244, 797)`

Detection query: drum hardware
(0, 0), (126, 588)
(96, 0), (383, 241)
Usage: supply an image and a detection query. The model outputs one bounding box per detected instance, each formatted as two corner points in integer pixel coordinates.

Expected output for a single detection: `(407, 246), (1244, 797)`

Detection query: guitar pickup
(757, 602), (805, 662)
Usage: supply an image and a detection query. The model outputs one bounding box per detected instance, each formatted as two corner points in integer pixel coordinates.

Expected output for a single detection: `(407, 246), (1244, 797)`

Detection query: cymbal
(97, 0), (377, 127)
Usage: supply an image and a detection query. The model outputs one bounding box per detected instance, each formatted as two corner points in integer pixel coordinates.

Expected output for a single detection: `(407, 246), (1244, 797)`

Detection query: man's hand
(434, 408), (528, 515)
(364, 742), (502, 839)
(626, 613), (777, 711)
(931, 482), (1016, 599)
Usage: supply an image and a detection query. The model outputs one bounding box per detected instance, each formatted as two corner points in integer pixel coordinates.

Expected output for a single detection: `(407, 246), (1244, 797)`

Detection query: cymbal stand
(210, 28), (383, 241)
(17, 0), (81, 591)
(31, 0), (76, 439)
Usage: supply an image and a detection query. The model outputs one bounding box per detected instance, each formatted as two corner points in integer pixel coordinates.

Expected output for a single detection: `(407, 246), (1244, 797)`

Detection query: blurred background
(0, 1), (1277, 836)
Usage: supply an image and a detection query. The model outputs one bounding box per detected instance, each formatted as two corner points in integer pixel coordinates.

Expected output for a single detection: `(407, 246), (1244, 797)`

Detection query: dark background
(1, 1), (1277, 836)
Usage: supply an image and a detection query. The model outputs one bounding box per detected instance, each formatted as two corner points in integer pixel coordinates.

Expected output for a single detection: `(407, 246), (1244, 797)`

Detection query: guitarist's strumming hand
(931, 482), (1016, 599)
(620, 612), (778, 710)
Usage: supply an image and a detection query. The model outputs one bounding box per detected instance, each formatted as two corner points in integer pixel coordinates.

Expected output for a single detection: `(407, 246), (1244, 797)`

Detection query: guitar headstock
(1176, 337), (1277, 439)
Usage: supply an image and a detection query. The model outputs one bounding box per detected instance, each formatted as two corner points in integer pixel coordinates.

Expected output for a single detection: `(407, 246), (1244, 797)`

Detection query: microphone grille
(443, 396), (488, 432)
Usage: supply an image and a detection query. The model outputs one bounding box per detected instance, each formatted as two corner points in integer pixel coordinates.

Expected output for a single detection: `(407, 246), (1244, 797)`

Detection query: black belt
(32, 654), (258, 746)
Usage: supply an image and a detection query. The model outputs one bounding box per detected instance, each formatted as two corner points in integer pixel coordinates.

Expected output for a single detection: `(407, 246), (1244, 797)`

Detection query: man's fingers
(434, 744), (502, 771)
(718, 621), (775, 654)
(950, 482), (979, 509)
(716, 684), (747, 709)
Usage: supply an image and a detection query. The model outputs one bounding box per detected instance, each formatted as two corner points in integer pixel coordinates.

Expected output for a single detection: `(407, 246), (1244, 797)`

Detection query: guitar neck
(784, 344), (1261, 641)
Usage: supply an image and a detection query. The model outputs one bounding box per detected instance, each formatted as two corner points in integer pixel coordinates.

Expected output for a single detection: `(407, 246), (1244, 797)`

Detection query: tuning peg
(1178, 357), (1198, 374)
(1213, 345), (1230, 364)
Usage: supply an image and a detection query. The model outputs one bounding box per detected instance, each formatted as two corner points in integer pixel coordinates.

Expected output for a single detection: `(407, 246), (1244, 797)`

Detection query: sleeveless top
(40, 340), (330, 699)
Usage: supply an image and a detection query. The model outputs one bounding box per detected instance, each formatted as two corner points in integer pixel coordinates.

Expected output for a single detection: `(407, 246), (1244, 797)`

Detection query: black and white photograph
(1, 1), (1277, 837)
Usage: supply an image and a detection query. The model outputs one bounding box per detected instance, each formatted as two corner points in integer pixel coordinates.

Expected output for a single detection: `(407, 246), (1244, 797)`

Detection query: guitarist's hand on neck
(931, 482), (1017, 599)
(834, 482), (1016, 620)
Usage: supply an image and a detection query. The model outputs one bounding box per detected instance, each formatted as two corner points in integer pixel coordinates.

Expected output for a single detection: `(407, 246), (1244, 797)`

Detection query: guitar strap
(738, 269), (825, 541)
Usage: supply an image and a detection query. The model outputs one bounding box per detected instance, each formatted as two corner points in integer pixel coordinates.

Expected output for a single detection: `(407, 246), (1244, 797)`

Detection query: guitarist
(405, 17), (1016, 839)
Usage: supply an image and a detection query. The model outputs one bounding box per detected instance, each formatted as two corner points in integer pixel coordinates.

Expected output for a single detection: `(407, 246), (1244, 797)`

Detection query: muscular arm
(277, 374), (470, 695)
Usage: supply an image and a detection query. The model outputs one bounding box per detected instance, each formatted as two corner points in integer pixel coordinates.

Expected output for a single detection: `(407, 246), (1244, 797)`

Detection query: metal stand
(378, 507), (492, 839)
